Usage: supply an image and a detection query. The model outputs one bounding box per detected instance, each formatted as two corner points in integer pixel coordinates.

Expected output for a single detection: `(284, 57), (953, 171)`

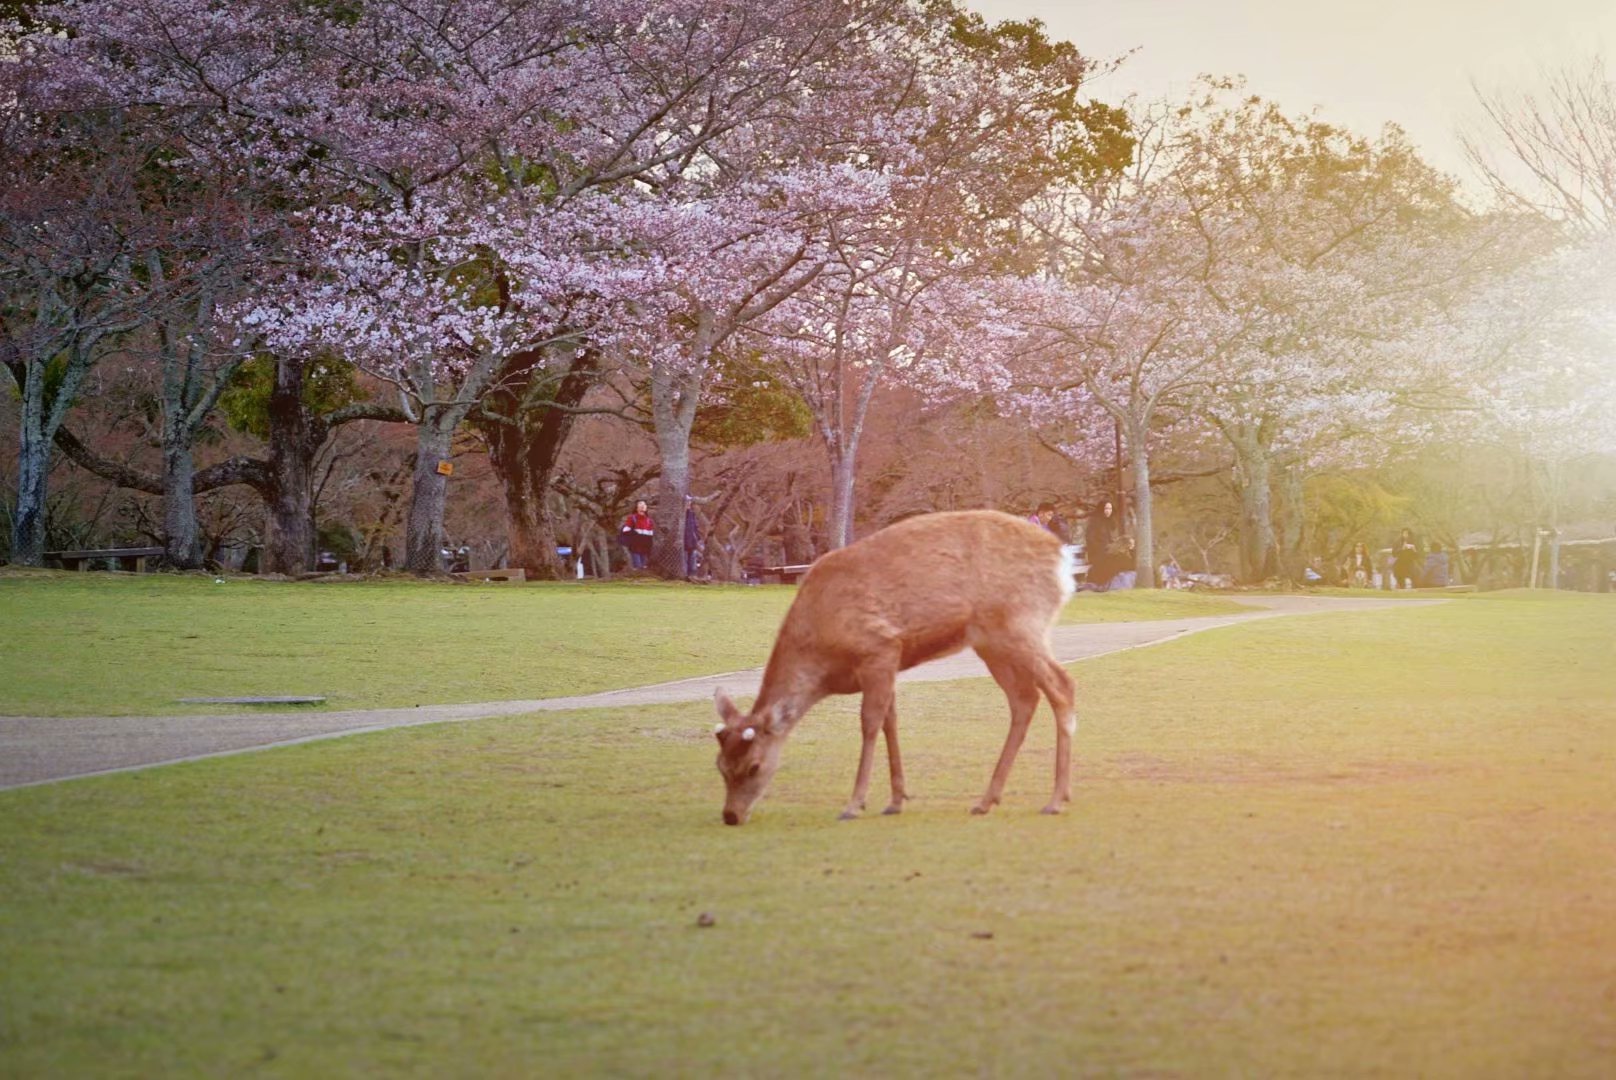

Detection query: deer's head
(713, 689), (791, 825)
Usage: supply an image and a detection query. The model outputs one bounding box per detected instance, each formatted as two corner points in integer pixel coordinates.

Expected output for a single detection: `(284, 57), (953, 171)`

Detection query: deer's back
(783, 511), (1067, 671)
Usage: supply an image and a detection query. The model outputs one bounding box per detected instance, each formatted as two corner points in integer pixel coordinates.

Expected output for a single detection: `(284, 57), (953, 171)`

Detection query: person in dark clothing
(1084, 498), (1130, 589)
(621, 499), (655, 570)
(683, 502), (702, 578)
(1391, 528), (1420, 589)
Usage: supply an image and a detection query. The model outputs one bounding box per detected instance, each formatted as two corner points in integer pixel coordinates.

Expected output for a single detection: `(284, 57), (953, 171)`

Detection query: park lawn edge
(1, 574), (1251, 717)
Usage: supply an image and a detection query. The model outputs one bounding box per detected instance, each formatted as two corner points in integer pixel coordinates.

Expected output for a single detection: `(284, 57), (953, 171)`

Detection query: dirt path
(0, 594), (1440, 791)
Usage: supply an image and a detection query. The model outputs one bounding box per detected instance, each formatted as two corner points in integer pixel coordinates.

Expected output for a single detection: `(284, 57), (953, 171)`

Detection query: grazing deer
(713, 509), (1078, 825)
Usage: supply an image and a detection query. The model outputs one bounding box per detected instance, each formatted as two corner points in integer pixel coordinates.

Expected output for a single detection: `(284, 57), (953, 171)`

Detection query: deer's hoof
(881, 803), (903, 816)
(1040, 803), (1064, 816)
(969, 804), (991, 816)
(838, 809), (860, 821)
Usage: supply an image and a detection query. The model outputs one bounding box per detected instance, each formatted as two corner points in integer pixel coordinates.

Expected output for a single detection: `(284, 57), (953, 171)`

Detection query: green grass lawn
(0, 571), (1247, 716)
(1, 588), (1612, 1076)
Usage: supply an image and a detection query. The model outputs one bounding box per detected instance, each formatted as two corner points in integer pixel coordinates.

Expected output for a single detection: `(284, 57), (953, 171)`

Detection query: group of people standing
(617, 499), (705, 575)
(1026, 497), (1136, 590)
(1343, 530), (1450, 589)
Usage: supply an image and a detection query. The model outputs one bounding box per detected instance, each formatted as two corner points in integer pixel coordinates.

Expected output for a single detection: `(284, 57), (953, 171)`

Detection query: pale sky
(965, 0), (1616, 184)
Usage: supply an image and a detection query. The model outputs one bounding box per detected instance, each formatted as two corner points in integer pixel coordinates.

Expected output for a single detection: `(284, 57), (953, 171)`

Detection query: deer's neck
(756, 645), (830, 729)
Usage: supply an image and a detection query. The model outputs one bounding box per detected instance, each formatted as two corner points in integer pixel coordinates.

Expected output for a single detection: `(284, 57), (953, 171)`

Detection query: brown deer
(713, 509), (1078, 825)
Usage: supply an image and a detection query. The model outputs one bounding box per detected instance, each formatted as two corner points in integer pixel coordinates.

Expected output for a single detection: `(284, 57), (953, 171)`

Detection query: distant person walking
(683, 502), (703, 578)
(620, 499), (655, 570)
(1391, 528), (1420, 590)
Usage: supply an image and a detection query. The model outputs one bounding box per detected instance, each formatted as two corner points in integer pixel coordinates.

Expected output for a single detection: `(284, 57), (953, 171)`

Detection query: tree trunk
(11, 419), (49, 566)
(487, 430), (558, 575)
(653, 419), (692, 578)
(405, 415), (455, 574)
(1275, 461), (1307, 582)
(391, 343), (507, 576)
(1128, 423), (1156, 588)
(4, 299), (107, 566)
(8, 356), (54, 566)
(813, 348), (883, 552)
(1226, 426), (1277, 583)
(586, 533), (611, 581)
(261, 355), (316, 575)
(827, 447), (856, 550)
(161, 438), (202, 568)
(1238, 462), (1276, 582)
(153, 285), (233, 573)
(478, 348), (600, 581)
(649, 357), (705, 580)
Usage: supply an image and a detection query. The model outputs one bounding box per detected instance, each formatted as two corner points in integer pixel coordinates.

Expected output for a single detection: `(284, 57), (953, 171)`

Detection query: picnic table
(45, 546), (164, 572)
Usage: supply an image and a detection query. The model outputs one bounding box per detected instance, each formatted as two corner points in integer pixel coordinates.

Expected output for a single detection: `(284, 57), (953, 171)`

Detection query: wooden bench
(452, 567), (527, 583)
(760, 563), (814, 585)
(45, 546), (164, 572)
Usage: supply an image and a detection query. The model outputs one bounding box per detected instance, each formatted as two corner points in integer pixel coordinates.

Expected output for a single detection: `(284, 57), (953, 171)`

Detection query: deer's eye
(747, 763), (761, 779)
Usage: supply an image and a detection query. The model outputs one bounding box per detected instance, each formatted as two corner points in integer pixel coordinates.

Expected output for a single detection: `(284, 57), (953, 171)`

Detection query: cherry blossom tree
(245, 0), (927, 574)
(0, 41), (187, 566)
(5, 0), (380, 568)
(1183, 109), (1514, 581)
(1014, 84), (1489, 584)
(621, 170), (880, 572)
(23, 0), (880, 572)
(1421, 237), (1616, 584)
(1010, 174), (1250, 583)
(726, 8), (1129, 551)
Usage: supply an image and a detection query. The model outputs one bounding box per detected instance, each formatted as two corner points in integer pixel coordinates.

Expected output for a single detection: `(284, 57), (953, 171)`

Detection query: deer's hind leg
(1033, 651), (1077, 814)
(971, 644), (1042, 815)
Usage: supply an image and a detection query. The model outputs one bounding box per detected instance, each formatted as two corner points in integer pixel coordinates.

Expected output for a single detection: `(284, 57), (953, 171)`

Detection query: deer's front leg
(881, 696), (907, 815)
(841, 667), (896, 820)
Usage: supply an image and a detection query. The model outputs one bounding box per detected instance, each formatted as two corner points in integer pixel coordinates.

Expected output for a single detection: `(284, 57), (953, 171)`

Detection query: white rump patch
(1056, 544), (1079, 603)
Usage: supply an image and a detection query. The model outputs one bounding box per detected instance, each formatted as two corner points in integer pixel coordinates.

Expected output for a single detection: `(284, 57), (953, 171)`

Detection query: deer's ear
(714, 688), (742, 724)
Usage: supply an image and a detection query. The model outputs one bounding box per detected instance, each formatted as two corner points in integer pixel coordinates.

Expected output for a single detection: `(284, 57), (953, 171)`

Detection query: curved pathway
(0, 594), (1440, 791)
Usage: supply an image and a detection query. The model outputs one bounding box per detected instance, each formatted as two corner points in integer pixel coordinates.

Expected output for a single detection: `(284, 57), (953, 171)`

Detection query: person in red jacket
(620, 499), (655, 570)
